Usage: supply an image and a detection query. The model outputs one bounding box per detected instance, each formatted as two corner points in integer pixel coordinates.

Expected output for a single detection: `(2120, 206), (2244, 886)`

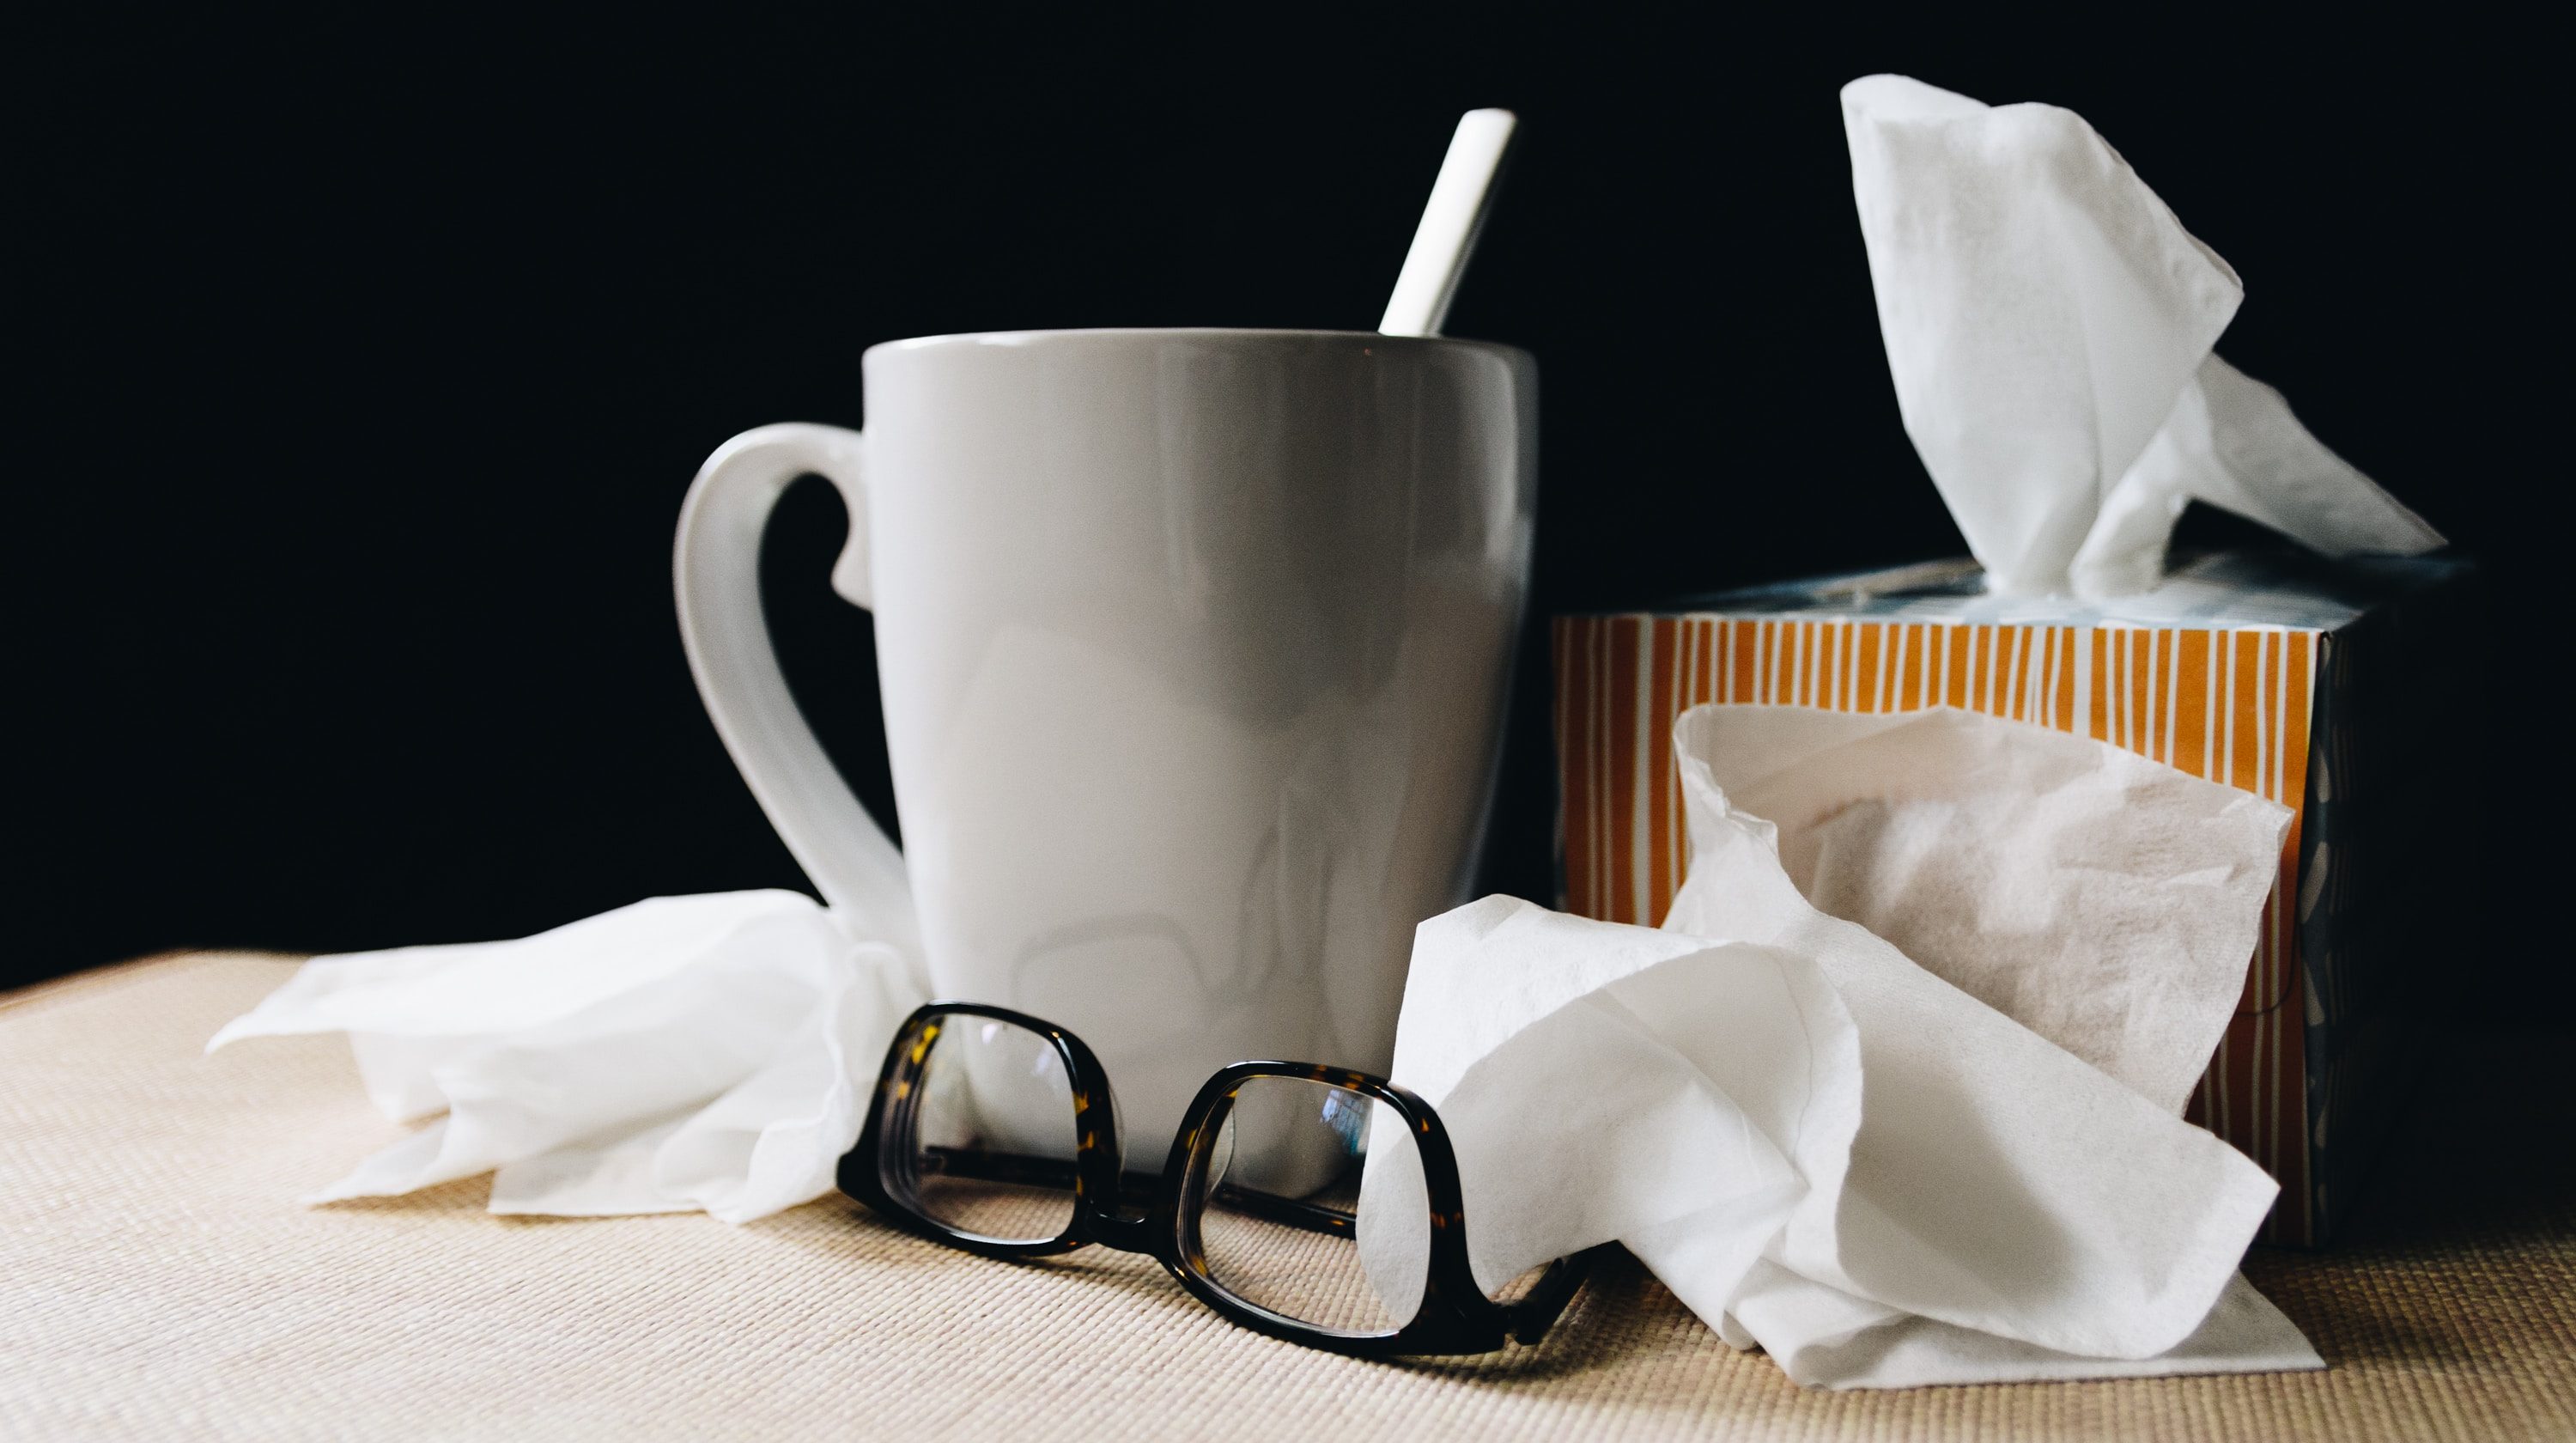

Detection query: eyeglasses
(836, 1002), (1596, 1356)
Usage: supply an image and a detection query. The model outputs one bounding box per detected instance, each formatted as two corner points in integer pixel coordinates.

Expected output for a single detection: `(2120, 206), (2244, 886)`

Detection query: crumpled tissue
(209, 890), (922, 1222)
(1358, 703), (2323, 1387)
(1843, 73), (2442, 598)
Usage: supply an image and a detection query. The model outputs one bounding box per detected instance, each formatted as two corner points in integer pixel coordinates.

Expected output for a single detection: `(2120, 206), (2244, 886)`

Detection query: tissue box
(1550, 551), (2477, 1246)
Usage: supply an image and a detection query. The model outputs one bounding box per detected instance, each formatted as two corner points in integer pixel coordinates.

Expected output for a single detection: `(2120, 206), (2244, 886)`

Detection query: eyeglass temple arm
(921, 1147), (1156, 1209)
(922, 1147), (1355, 1238)
(1208, 1185), (1355, 1236)
(1503, 1244), (1611, 1345)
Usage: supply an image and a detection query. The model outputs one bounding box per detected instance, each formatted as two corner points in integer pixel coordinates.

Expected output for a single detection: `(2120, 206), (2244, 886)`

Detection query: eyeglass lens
(893, 1015), (1086, 1245)
(1189, 1075), (1435, 1334)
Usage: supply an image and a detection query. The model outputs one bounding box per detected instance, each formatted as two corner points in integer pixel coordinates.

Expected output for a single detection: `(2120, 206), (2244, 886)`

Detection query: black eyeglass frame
(837, 1001), (1595, 1357)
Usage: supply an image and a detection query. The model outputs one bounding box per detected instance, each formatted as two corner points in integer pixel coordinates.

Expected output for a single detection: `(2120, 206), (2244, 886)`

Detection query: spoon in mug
(1379, 108), (1519, 338)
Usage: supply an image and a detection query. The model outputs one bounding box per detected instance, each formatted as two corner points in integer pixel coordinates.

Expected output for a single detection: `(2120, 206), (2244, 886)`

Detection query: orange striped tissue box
(1551, 551), (2477, 1246)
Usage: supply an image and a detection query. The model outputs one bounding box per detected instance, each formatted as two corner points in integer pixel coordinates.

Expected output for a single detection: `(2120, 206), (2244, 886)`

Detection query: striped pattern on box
(1552, 613), (2322, 1245)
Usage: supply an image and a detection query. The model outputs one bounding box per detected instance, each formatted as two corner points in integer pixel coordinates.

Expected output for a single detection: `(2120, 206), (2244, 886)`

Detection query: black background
(14, 11), (2560, 1008)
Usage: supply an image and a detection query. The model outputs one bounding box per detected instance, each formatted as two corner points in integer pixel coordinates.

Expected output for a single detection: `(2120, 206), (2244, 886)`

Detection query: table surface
(3, 953), (2569, 1442)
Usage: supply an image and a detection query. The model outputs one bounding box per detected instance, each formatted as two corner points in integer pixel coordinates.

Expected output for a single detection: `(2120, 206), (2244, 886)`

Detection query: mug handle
(673, 423), (918, 953)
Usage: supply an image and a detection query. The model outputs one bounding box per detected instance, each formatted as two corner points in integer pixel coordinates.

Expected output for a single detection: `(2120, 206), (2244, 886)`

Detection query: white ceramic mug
(675, 328), (1536, 1156)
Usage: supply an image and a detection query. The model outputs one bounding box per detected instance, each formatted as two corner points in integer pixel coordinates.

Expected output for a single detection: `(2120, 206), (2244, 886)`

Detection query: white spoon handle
(1379, 108), (1517, 338)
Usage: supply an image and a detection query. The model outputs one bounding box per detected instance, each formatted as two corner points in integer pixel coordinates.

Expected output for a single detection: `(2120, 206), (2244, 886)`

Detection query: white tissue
(1686, 705), (2289, 1113)
(1368, 703), (2321, 1387)
(208, 891), (922, 1223)
(1842, 73), (2442, 599)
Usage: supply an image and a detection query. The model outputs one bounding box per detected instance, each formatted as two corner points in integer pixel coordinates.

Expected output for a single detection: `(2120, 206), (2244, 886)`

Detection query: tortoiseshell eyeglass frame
(836, 1002), (1598, 1357)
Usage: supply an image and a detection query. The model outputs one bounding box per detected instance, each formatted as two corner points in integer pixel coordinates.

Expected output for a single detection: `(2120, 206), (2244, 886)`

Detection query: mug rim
(864, 326), (1529, 364)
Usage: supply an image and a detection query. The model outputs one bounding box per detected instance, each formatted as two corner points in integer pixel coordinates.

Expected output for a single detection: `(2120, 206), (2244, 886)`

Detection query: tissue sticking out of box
(1840, 74), (2444, 600)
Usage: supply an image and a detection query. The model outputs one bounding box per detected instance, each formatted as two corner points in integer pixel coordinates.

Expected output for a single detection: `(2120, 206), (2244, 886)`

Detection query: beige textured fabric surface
(3, 953), (2570, 1442)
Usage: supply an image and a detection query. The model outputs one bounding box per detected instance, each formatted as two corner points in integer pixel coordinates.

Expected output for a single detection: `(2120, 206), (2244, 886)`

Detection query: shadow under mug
(675, 327), (1538, 1160)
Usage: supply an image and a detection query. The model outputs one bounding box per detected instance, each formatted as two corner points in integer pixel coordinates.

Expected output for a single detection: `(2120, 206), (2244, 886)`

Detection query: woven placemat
(3, 954), (2568, 1442)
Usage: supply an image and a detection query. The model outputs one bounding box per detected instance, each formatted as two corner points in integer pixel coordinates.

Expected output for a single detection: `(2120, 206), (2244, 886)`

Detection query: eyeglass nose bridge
(1050, 1065), (1258, 1261)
